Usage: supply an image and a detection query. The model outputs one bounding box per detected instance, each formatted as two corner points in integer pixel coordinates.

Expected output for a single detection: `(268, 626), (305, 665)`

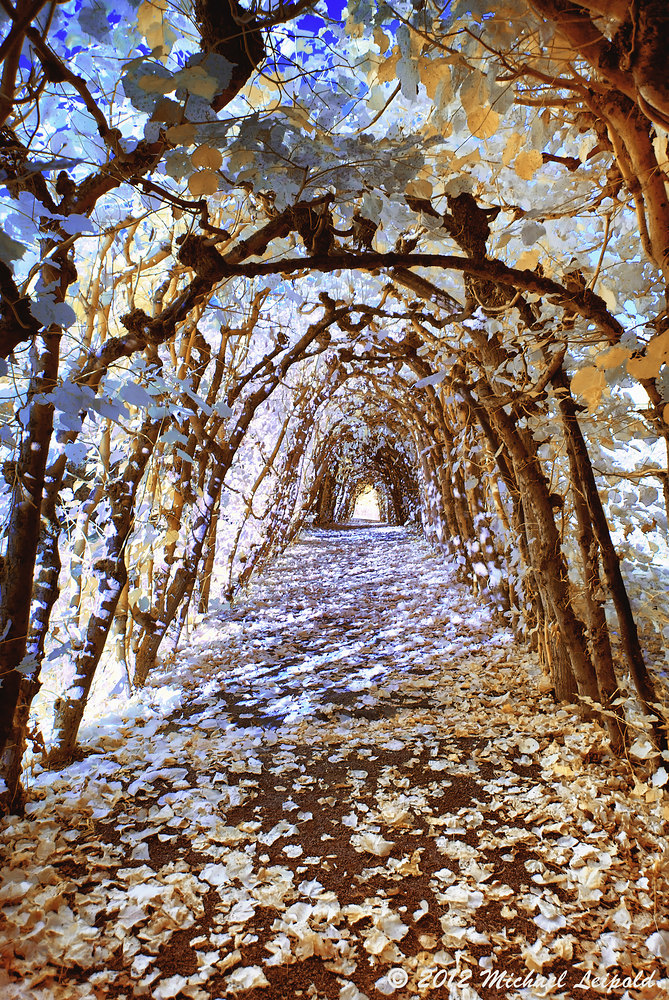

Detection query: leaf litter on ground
(1, 526), (668, 1000)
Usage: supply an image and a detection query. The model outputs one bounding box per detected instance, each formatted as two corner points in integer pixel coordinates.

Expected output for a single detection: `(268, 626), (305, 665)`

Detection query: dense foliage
(1, 0), (669, 812)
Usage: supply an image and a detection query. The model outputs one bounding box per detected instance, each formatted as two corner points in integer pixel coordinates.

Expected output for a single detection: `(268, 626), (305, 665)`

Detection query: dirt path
(1, 526), (668, 999)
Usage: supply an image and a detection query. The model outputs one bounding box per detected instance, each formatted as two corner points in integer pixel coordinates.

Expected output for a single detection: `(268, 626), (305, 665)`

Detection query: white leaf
(226, 965), (270, 991)
(378, 912), (409, 940)
(59, 214), (95, 236)
(118, 382), (153, 408)
(651, 765), (668, 787)
(646, 930), (669, 960)
(363, 927), (391, 954)
(31, 296), (77, 330)
(630, 736), (659, 760)
(340, 984), (370, 1000)
(415, 370), (447, 389)
(214, 398), (233, 417)
(352, 832), (394, 857)
(534, 912), (566, 931)
(199, 863), (229, 887)
(442, 885), (484, 908)
(153, 975), (189, 999)
(259, 821), (299, 845)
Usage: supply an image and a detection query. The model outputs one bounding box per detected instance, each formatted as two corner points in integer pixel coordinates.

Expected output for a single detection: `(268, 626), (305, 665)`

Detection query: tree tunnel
(310, 418), (422, 527)
(203, 312), (668, 769)
(3, 0), (669, 815)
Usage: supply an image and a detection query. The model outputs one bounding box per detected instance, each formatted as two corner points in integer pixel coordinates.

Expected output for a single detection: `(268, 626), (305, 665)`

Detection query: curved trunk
(553, 367), (667, 752)
(47, 417), (161, 765)
(481, 384), (601, 706)
(134, 461), (222, 685)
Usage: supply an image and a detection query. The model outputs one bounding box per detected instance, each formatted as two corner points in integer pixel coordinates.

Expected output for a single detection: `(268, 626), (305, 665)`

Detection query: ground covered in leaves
(2, 525), (669, 1000)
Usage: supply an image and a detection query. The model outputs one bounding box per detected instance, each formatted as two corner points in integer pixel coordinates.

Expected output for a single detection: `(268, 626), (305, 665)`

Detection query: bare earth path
(2, 526), (668, 1000)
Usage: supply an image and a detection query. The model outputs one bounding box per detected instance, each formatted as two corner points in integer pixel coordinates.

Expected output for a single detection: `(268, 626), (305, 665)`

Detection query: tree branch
(174, 242), (624, 342)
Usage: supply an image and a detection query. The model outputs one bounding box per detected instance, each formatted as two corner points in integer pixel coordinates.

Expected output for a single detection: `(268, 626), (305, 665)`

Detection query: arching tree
(1, 0), (668, 812)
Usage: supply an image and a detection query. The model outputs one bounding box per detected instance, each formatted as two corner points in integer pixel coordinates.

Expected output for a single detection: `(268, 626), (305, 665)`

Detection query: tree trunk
(554, 367), (667, 752)
(26, 505), (61, 668)
(198, 503), (219, 614)
(134, 463), (222, 684)
(111, 579), (130, 685)
(552, 370), (627, 751)
(481, 384), (601, 706)
(0, 327), (60, 813)
(47, 417), (161, 765)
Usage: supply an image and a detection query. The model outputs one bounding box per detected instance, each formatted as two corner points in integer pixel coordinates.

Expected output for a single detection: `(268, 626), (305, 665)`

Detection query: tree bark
(479, 381), (601, 705)
(550, 366), (627, 750)
(0, 326), (60, 812)
(554, 367), (668, 751)
(197, 503), (219, 615)
(47, 416), (162, 765)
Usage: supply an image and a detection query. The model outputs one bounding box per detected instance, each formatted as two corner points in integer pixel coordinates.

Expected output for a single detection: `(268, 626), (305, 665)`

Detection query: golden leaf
(647, 327), (669, 357)
(594, 345), (632, 369)
(374, 26), (390, 51)
(228, 149), (253, 171)
(166, 123), (197, 145)
(467, 105), (500, 140)
(571, 365), (607, 411)
(515, 248), (540, 270)
(137, 1), (170, 52)
(191, 145), (223, 170)
(598, 282), (617, 311)
(514, 149), (543, 180)
(175, 66), (219, 100)
(626, 329), (669, 380)
(282, 106), (315, 134)
(188, 170), (219, 196)
(553, 764), (574, 777)
(452, 148), (480, 169)
(151, 98), (182, 124)
(148, 22), (168, 50)
(405, 178), (433, 200)
(502, 131), (523, 166)
(460, 69), (487, 114)
(419, 58), (452, 102)
(377, 48), (400, 84)
(137, 74), (173, 94)
(345, 13), (364, 38)
(626, 355), (659, 379)
(137, 0), (166, 35)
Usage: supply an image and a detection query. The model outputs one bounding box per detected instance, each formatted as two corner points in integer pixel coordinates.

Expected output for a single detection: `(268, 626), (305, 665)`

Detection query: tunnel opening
(310, 403), (423, 531)
(351, 485), (381, 521)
